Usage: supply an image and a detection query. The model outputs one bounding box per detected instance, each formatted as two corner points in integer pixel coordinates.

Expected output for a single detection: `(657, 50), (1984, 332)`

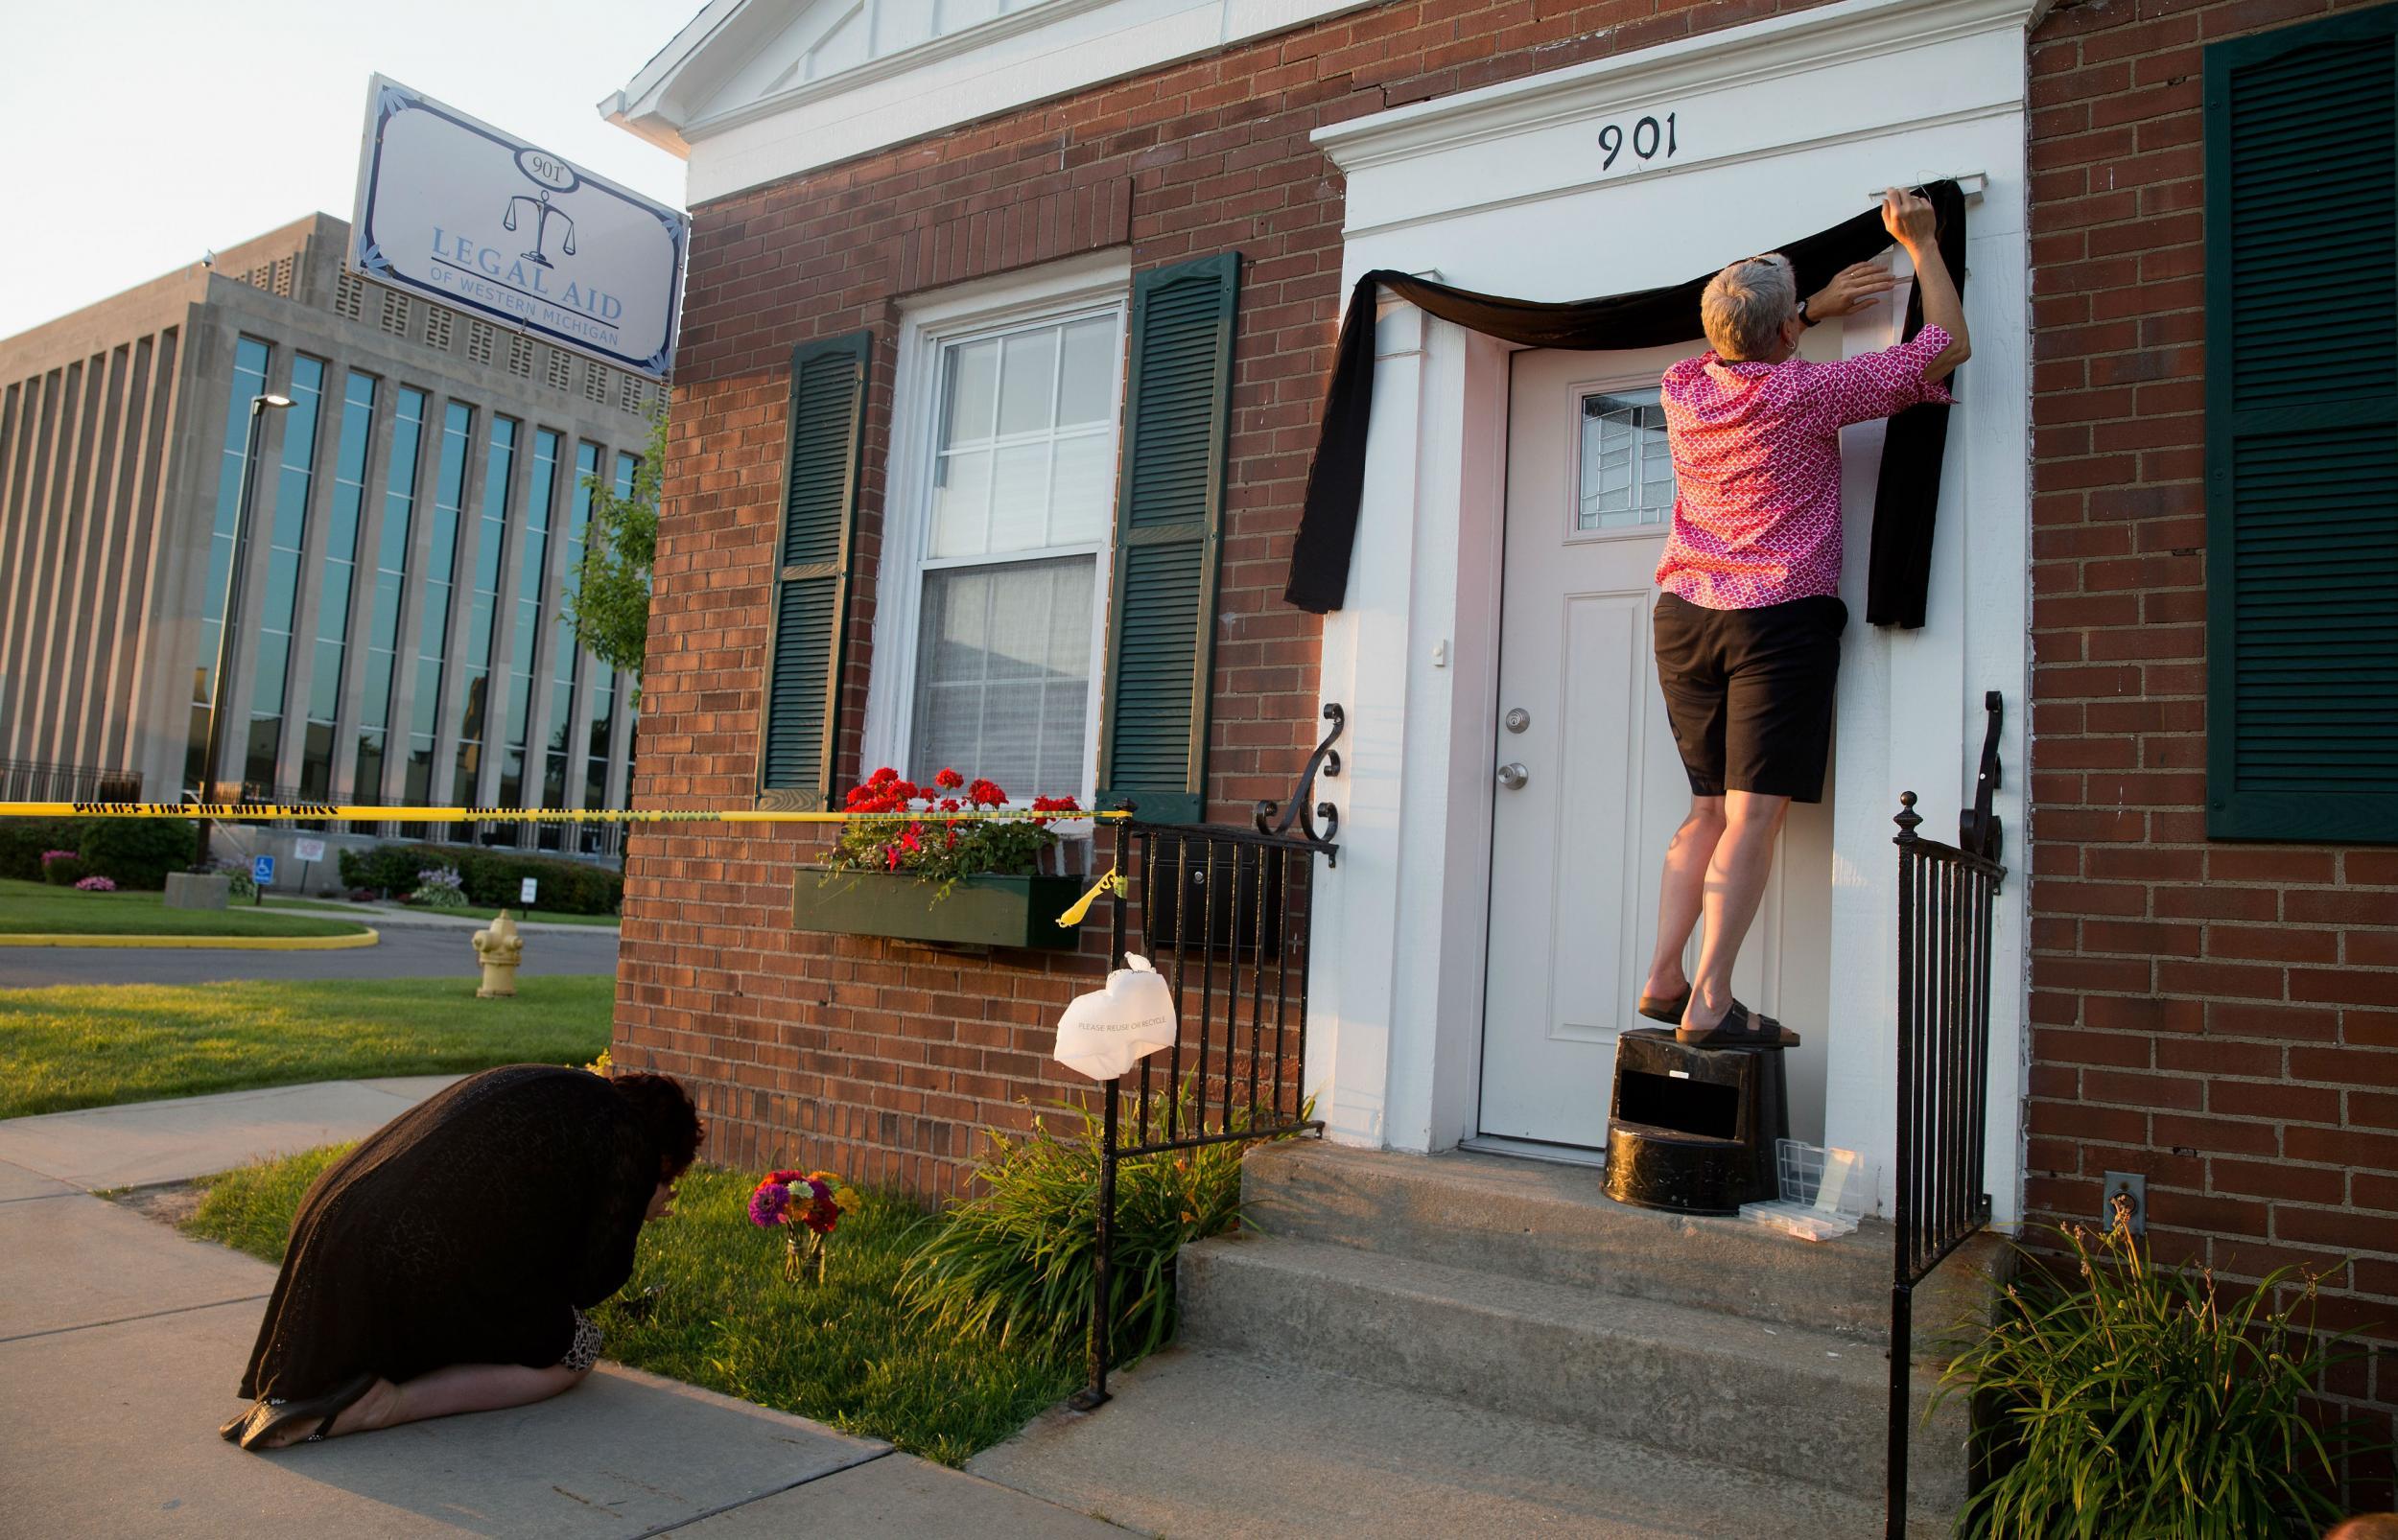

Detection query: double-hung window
(835, 255), (1130, 805)
(758, 249), (1237, 824)
(901, 303), (1124, 798)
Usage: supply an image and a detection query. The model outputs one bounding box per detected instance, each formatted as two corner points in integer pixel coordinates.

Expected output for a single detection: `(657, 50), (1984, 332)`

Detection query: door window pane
(1578, 389), (1676, 532)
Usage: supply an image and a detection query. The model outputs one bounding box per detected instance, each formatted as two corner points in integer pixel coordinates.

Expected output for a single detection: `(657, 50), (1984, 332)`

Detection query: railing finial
(1893, 790), (1922, 842)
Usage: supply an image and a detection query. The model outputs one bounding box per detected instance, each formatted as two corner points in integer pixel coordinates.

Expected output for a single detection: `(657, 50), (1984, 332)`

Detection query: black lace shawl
(238, 1065), (655, 1400)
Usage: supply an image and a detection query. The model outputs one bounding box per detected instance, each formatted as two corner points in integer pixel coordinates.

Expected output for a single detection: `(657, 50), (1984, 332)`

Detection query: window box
(789, 866), (1086, 950)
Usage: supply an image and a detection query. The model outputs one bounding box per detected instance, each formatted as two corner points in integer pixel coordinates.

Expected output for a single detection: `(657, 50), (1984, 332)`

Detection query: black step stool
(1602, 1026), (1790, 1216)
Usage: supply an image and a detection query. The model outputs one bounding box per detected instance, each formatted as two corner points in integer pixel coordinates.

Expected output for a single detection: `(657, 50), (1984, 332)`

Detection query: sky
(0, 0), (703, 339)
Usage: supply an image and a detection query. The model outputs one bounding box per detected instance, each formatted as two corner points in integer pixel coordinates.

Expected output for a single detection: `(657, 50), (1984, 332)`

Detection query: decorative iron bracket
(1959, 690), (2003, 863)
(1254, 703), (1344, 867)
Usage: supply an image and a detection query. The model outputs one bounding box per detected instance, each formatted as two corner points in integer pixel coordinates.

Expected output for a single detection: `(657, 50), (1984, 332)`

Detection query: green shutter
(1097, 252), (1239, 826)
(760, 332), (871, 805)
(2204, 10), (2398, 842)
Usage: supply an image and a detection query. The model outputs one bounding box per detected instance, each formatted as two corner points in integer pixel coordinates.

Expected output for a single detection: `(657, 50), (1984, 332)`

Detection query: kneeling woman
(223, 1064), (702, 1451)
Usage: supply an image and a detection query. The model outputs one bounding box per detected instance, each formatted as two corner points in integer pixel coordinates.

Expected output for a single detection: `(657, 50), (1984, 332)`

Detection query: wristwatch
(1797, 297), (1819, 328)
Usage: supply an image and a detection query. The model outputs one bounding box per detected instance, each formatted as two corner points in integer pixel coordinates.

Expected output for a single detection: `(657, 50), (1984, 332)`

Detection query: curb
(0, 926), (381, 951)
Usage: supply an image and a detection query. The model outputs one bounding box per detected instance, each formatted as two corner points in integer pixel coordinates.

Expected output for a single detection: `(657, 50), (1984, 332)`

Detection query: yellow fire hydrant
(473, 910), (525, 998)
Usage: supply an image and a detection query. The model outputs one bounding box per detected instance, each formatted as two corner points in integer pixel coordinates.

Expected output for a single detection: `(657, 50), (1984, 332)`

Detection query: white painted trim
(862, 249), (1132, 797)
(1302, 0), (2037, 1223)
(1313, 0), (2048, 170)
(609, 0), (1379, 202)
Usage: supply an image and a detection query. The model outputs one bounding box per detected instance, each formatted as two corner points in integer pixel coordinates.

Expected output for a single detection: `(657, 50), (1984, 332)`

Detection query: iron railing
(1073, 708), (1344, 1410)
(1886, 691), (2008, 1538)
(0, 758), (140, 801)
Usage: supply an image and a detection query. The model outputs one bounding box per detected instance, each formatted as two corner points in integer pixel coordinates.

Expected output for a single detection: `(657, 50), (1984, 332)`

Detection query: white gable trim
(607, 0), (1377, 205)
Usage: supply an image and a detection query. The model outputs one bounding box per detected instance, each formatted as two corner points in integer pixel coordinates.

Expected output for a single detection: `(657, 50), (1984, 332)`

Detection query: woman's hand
(1881, 186), (1938, 250)
(1806, 261), (1898, 321)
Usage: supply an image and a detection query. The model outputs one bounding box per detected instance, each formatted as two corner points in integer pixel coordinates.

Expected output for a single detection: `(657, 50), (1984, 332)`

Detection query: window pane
(1579, 389), (1675, 532)
(942, 338), (999, 449)
(911, 556), (1094, 794)
(1050, 432), (1112, 546)
(930, 447), (991, 558)
(1057, 317), (1116, 426)
(988, 442), (1049, 554)
(997, 328), (1058, 437)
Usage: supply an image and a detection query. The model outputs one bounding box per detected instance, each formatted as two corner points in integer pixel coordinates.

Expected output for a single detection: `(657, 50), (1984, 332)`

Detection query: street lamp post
(192, 392), (293, 873)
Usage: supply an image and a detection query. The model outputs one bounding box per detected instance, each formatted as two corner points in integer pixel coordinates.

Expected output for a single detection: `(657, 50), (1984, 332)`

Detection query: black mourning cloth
(1283, 181), (1966, 628)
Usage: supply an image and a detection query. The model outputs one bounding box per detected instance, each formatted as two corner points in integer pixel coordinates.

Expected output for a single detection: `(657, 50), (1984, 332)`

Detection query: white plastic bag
(1052, 952), (1177, 1081)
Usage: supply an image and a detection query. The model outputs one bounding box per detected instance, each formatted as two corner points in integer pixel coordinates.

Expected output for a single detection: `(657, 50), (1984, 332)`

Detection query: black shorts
(1652, 591), (1847, 804)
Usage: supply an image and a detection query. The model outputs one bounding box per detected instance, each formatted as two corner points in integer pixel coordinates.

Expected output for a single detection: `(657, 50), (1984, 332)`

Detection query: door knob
(1496, 762), (1529, 790)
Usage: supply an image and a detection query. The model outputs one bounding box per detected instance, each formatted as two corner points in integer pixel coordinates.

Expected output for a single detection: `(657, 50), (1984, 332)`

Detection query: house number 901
(1598, 113), (1679, 171)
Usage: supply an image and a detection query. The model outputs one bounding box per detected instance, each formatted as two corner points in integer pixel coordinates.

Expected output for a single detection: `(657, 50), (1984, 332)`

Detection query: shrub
(408, 867), (468, 909)
(1940, 1203), (2380, 1539)
(77, 818), (196, 890)
(215, 861), (258, 899)
(74, 875), (117, 892)
(41, 852), (87, 885)
(0, 819), (92, 881)
(903, 1083), (1269, 1364)
(337, 842), (621, 913)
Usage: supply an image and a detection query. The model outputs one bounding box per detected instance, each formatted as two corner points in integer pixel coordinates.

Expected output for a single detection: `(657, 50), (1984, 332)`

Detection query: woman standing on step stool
(1635, 186), (1971, 1049)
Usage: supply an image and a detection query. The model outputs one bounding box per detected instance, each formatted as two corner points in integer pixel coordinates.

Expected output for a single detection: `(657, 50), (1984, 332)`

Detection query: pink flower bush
(73, 875), (116, 892)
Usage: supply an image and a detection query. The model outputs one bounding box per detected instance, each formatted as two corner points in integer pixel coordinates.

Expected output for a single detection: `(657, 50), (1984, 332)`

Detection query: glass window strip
(354, 385), (424, 801)
(187, 337), (271, 791)
(244, 355), (326, 792)
(452, 415), (517, 810)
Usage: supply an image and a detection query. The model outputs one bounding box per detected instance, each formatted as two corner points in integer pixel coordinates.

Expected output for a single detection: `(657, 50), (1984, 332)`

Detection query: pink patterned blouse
(1653, 324), (1955, 610)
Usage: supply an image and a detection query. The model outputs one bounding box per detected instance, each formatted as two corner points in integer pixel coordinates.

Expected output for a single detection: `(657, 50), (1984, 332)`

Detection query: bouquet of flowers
(747, 1168), (858, 1283)
(823, 767), (1083, 902)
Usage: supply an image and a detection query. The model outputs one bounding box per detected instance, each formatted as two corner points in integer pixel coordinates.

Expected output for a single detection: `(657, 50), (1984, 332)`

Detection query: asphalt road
(0, 923), (621, 987)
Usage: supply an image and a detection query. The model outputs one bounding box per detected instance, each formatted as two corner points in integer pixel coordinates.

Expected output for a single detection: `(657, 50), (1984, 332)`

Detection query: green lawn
(0, 877), (368, 938)
(181, 1159), (1078, 1464)
(0, 975), (615, 1118)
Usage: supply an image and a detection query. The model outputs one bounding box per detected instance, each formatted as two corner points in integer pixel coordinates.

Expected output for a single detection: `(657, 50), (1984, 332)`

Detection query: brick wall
(2026, 0), (2398, 1448)
(611, 0), (1846, 1192)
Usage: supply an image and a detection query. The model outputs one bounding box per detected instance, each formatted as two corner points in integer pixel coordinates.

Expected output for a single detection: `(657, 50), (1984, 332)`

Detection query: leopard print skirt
(562, 1307), (602, 1372)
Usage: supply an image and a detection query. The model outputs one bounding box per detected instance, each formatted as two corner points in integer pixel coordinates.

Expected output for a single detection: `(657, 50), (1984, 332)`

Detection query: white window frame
(862, 248), (1132, 805)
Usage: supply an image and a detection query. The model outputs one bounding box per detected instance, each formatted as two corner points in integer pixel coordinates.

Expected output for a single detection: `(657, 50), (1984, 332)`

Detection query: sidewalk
(0, 1085), (1134, 1538)
(284, 899), (618, 936)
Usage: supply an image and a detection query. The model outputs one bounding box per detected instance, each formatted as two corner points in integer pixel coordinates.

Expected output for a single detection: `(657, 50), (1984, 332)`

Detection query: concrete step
(1244, 1139), (1892, 1340)
(974, 1347), (1949, 1539)
(1178, 1229), (1968, 1512)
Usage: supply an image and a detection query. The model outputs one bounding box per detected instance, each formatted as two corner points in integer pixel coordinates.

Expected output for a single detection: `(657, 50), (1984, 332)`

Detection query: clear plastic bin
(1740, 1138), (1871, 1241)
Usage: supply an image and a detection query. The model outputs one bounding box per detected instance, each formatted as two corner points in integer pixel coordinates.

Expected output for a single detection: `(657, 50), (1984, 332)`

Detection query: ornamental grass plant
(902, 1083), (1270, 1365)
(1939, 1200), (2381, 1539)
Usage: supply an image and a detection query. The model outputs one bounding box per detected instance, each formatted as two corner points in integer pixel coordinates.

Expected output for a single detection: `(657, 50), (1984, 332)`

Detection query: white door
(1477, 343), (1820, 1152)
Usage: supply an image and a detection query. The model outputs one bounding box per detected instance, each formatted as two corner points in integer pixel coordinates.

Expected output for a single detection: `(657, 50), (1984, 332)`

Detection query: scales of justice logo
(504, 148), (580, 268)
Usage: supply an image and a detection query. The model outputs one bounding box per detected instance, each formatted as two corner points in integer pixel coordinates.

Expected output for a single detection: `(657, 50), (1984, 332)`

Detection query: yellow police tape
(0, 802), (1132, 824)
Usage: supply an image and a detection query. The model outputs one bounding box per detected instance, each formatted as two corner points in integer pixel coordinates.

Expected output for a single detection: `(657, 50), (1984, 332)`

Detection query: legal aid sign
(349, 75), (687, 380)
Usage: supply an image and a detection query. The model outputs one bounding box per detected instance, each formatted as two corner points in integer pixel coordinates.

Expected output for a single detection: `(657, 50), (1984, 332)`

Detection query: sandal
(1636, 989), (1691, 1026)
(1675, 998), (1802, 1049)
(237, 1371), (378, 1451)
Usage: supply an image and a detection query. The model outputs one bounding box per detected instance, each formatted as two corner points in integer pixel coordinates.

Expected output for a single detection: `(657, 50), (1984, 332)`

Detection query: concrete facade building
(0, 214), (658, 852)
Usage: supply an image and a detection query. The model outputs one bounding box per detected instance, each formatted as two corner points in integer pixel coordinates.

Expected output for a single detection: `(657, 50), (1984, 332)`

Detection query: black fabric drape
(239, 1065), (658, 1401)
(1282, 182), (1964, 626)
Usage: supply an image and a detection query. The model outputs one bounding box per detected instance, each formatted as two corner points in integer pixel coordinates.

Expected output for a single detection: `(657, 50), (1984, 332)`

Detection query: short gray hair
(1701, 254), (1797, 361)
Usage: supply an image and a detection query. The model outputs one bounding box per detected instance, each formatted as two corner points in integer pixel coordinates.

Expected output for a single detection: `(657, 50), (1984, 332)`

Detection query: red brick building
(602, 0), (2397, 1444)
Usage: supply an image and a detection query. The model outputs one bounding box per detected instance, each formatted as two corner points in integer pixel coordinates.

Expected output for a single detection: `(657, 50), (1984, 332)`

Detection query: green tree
(565, 408), (664, 701)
